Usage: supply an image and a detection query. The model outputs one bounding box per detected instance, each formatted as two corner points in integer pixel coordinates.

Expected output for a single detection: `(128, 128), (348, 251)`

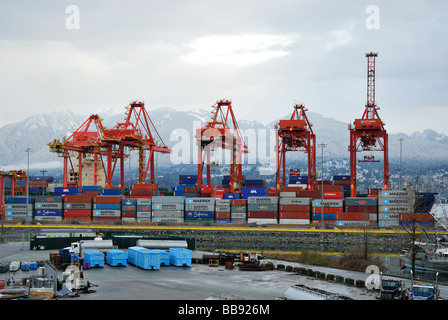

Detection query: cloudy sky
(0, 0), (447, 135)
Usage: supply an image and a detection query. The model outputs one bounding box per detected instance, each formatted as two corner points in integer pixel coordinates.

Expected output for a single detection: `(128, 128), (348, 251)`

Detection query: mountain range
(0, 106), (447, 176)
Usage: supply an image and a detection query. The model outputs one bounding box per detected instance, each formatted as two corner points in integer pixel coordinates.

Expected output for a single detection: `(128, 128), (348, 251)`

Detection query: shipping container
(279, 205), (310, 212)
(35, 202), (63, 209)
(247, 211), (278, 219)
(152, 217), (184, 223)
(279, 219), (310, 225)
(64, 202), (92, 210)
(247, 204), (278, 212)
(128, 246), (160, 270)
(152, 196), (184, 204)
(247, 218), (277, 225)
(152, 211), (183, 218)
(279, 197), (312, 205)
(93, 196), (122, 204)
(185, 211), (214, 218)
(279, 211), (310, 219)
(312, 199), (344, 207)
(92, 210), (121, 217)
(247, 197), (278, 205)
(153, 203), (184, 211)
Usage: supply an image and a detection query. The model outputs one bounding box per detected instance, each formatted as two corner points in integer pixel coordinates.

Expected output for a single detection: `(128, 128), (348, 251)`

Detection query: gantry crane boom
(349, 52), (390, 197)
(195, 99), (248, 193)
(276, 103), (316, 190)
(102, 101), (171, 191)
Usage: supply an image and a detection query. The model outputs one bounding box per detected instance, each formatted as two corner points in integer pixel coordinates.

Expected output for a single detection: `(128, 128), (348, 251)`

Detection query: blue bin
(169, 248), (192, 267)
(83, 250), (105, 268)
(106, 249), (127, 267)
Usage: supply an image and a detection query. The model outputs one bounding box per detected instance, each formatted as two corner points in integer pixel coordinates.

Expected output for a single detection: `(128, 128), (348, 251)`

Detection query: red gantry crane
(48, 114), (109, 188)
(195, 99), (248, 193)
(0, 170), (28, 208)
(102, 101), (171, 192)
(349, 52), (390, 197)
(276, 103), (317, 190)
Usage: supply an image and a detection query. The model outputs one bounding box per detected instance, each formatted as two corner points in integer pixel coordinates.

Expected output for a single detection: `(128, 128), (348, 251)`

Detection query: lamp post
(398, 138), (404, 190)
(318, 143), (327, 229)
(25, 148), (32, 223)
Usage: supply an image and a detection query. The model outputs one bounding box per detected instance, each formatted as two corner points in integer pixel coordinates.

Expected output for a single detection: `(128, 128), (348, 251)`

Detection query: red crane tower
(102, 101), (171, 192)
(195, 99), (248, 193)
(0, 170), (28, 208)
(276, 103), (317, 190)
(349, 52), (390, 197)
(48, 114), (109, 188)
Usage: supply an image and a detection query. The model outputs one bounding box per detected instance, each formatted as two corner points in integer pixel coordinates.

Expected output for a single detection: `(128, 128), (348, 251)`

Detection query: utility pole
(398, 138), (404, 190)
(25, 148), (32, 223)
(40, 169), (47, 195)
(318, 143), (327, 229)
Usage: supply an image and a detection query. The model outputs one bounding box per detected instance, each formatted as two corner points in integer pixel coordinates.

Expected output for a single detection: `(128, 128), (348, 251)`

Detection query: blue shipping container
(169, 248), (192, 267)
(311, 214), (336, 221)
(224, 193), (240, 199)
(93, 203), (121, 210)
(101, 189), (123, 195)
(5, 197), (34, 204)
(185, 211), (214, 218)
(34, 209), (63, 216)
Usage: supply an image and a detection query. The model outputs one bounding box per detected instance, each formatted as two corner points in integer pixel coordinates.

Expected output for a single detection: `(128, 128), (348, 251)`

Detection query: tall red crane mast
(48, 114), (110, 188)
(275, 103), (316, 190)
(0, 170), (28, 208)
(102, 101), (171, 192)
(349, 52), (390, 197)
(195, 99), (248, 193)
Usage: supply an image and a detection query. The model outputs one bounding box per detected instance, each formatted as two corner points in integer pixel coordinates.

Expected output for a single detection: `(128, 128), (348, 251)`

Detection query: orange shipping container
(215, 212), (231, 219)
(279, 205), (310, 212)
(279, 211), (310, 219)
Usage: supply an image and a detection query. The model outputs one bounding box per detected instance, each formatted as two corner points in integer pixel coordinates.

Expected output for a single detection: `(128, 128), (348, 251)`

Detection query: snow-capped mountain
(0, 107), (447, 173)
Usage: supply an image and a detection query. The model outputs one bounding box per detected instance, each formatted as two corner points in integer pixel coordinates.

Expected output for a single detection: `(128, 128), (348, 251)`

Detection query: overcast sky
(0, 0), (447, 135)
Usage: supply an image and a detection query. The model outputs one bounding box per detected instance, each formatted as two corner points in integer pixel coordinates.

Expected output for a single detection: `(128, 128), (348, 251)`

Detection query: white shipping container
(247, 218), (278, 225)
(278, 219), (310, 225)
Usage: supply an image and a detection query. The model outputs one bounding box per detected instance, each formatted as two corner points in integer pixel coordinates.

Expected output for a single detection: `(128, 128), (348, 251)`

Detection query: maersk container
(312, 200), (343, 208)
(152, 196), (184, 204)
(64, 202), (92, 210)
(83, 250), (105, 268)
(93, 210), (121, 217)
(106, 249), (127, 267)
(186, 198), (215, 205)
(247, 197), (278, 205)
(378, 190), (410, 198)
(153, 203), (184, 211)
(378, 205), (412, 213)
(136, 198), (152, 205)
(35, 202), (63, 209)
(169, 248), (192, 267)
(186, 204), (215, 211)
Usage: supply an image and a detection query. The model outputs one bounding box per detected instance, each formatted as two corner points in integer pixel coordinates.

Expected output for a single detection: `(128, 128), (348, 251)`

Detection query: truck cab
(411, 284), (439, 300)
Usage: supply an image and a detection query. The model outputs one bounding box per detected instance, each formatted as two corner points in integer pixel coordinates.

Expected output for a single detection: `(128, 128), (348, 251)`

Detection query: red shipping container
(312, 207), (343, 214)
(122, 211), (137, 218)
(279, 205), (310, 212)
(317, 185), (343, 192)
(64, 217), (91, 221)
(130, 195), (152, 199)
(132, 183), (157, 190)
(345, 206), (377, 213)
(279, 211), (310, 219)
(296, 190), (321, 199)
(64, 195), (92, 203)
(247, 211), (278, 219)
(64, 209), (91, 216)
(336, 212), (370, 221)
(130, 189), (155, 196)
(93, 196), (122, 204)
(268, 189), (278, 196)
(312, 220), (335, 225)
(184, 188), (199, 193)
(400, 213), (434, 222)
(83, 190), (101, 196)
(324, 191), (343, 199)
(215, 212), (231, 219)
(231, 199), (247, 206)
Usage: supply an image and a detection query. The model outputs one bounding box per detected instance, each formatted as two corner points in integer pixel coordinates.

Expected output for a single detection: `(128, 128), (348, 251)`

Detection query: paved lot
(0, 242), (380, 300)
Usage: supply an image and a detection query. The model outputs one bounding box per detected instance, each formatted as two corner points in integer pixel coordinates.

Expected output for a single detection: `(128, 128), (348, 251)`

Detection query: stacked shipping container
(378, 190), (412, 227)
(34, 196), (63, 222)
(338, 197), (378, 227)
(230, 199), (247, 223)
(278, 197), (312, 225)
(185, 197), (215, 223)
(92, 196), (122, 222)
(136, 198), (152, 222)
(152, 196), (184, 223)
(4, 196), (33, 221)
(247, 197), (278, 224)
(63, 195), (92, 221)
(214, 199), (231, 223)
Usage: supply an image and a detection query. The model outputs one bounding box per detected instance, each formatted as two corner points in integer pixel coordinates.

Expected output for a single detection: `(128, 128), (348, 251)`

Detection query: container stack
(34, 196), (63, 222)
(332, 175), (351, 194)
(82, 186), (102, 197)
(130, 183), (157, 198)
(317, 185), (344, 200)
(311, 199), (344, 226)
(337, 197), (378, 227)
(152, 196), (184, 223)
(183, 187), (200, 197)
(214, 199), (231, 223)
(278, 197), (312, 225)
(63, 195), (92, 222)
(378, 190), (413, 228)
(247, 197), (278, 225)
(92, 196), (122, 222)
(136, 198), (152, 222)
(179, 175), (198, 186)
(185, 197), (215, 223)
(121, 198), (137, 222)
(288, 175), (308, 189)
(4, 196), (33, 221)
(230, 199), (247, 223)
(28, 176), (54, 194)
